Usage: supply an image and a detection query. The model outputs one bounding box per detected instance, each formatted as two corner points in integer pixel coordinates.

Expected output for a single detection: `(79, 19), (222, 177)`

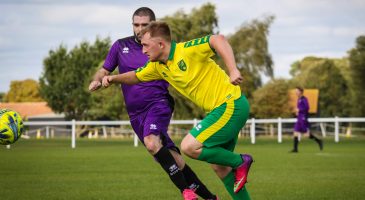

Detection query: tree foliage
(348, 35), (365, 117)
(215, 16), (275, 99)
(228, 16), (275, 77)
(0, 93), (4, 102)
(251, 79), (292, 118)
(87, 62), (127, 120)
(161, 3), (219, 42)
(291, 57), (351, 117)
(4, 79), (43, 102)
(39, 37), (111, 120)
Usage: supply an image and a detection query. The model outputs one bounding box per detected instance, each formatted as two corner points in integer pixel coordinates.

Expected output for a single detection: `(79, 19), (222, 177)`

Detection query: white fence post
(102, 126), (107, 139)
(46, 126), (49, 139)
(71, 119), (76, 148)
(278, 117), (282, 143)
(134, 133), (138, 147)
(320, 123), (326, 137)
(193, 118), (198, 127)
(335, 116), (339, 143)
(250, 118), (255, 144)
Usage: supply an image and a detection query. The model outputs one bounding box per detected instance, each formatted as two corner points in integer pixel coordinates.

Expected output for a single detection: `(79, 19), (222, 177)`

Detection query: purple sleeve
(103, 41), (119, 72)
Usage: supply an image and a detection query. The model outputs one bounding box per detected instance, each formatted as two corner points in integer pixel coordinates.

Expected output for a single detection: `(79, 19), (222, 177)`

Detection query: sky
(0, 0), (364, 93)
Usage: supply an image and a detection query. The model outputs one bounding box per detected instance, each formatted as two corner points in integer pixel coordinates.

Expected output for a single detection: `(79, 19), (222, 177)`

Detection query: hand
(102, 75), (113, 88)
(88, 81), (101, 92)
(229, 69), (243, 85)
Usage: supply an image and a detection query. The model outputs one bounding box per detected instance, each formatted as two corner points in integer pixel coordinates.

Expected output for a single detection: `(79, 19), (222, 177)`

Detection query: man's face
(141, 32), (162, 62)
(132, 15), (150, 42)
(295, 89), (302, 97)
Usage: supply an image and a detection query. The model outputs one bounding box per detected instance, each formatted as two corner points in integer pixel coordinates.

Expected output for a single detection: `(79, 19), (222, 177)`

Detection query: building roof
(0, 102), (59, 118)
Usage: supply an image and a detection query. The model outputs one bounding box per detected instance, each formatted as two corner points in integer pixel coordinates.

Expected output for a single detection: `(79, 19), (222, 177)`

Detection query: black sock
(182, 164), (216, 199)
(310, 134), (321, 143)
(154, 147), (188, 192)
(294, 136), (299, 151)
(310, 134), (323, 150)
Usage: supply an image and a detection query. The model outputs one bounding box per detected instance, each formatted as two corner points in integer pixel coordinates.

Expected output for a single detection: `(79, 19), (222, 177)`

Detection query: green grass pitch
(1, 136), (365, 200)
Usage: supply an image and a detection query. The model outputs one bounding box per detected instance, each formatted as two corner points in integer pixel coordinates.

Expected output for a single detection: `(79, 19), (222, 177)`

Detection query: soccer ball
(0, 109), (24, 145)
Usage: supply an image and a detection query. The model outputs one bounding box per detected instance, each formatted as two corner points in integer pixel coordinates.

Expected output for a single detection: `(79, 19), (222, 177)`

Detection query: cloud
(39, 4), (131, 26)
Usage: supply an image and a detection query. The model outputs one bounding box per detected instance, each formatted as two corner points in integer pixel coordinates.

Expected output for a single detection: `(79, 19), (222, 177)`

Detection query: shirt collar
(167, 41), (176, 61)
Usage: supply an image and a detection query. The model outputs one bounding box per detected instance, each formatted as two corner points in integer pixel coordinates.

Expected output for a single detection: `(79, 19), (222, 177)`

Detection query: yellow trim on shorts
(196, 100), (235, 143)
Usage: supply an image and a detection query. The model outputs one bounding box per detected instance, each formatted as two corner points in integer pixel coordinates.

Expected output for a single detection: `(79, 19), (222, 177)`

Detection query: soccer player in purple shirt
(291, 87), (323, 153)
(88, 7), (217, 200)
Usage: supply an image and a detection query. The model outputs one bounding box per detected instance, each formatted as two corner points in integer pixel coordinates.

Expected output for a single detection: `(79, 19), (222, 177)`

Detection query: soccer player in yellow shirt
(102, 21), (253, 200)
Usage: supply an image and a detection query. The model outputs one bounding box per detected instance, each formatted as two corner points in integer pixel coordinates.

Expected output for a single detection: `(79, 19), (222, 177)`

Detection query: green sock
(197, 146), (242, 168)
(222, 171), (251, 200)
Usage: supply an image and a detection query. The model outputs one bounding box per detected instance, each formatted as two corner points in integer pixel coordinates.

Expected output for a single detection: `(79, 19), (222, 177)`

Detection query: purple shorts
(294, 117), (310, 133)
(130, 101), (176, 149)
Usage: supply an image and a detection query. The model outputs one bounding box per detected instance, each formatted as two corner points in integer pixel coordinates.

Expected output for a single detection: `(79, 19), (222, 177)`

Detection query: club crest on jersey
(122, 46), (129, 54)
(178, 59), (187, 71)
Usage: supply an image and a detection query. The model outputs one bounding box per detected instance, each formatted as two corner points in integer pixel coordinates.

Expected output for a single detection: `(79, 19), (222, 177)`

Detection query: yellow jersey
(135, 35), (241, 113)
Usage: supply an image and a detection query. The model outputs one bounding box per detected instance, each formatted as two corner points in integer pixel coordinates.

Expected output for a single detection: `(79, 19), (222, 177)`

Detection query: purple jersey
(294, 96), (310, 132)
(103, 36), (171, 118)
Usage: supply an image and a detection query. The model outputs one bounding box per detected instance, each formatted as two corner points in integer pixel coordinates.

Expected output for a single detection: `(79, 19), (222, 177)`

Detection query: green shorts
(190, 95), (250, 151)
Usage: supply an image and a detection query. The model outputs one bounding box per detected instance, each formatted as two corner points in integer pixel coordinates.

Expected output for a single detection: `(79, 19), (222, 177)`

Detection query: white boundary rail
(22, 117), (365, 148)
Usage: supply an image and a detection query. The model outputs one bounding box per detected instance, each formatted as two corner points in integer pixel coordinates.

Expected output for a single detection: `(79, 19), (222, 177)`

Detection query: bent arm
(93, 68), (110, 81)
(102, 71), (140, 87)
(209, 34), (242, 85)
(89, 68), (111, 91)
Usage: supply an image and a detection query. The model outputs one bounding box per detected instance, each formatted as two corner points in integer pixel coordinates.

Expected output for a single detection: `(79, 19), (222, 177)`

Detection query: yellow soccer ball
(0, 109), (24, 145)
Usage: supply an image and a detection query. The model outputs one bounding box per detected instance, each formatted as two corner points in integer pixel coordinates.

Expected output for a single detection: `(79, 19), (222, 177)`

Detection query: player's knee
(180, 141), (189, 155)
(181, 140), (194, 157)
(144, 139), (161, 155)
(181, 135), (202, 159)
(181, 142), (199, 159)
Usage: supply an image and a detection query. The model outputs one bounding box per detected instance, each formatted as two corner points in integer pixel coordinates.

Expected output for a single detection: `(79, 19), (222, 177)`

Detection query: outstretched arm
(102, 71), (140, 88)
(89, 68), (110, 91)
(209, 34), (242, 85)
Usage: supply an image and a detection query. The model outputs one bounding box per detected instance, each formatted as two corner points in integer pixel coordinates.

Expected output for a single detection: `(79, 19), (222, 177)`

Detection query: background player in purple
(291, 87), (323, 153)
(88, 7), (217, 200)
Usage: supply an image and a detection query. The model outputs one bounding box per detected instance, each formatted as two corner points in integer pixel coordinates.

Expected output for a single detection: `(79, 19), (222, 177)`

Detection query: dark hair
(132, 7), (156, 21)
(296, 86), (304, 93)
(140, 21), (171, 42)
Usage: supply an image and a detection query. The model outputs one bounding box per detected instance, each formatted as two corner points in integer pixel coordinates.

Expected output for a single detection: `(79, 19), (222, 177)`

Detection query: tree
(289, 61), (301, 77)
(291, 58), (351, 117)
(251, 79), (292, 118)
(161, 3), (219, 42)
(4, 79), (43, 102)
(348, 35), (365, 117)
(39, 37), (111, 120)
(228, 16), (275, 95)
(87, 62), (127, 120)
(0, 92), (5, 102)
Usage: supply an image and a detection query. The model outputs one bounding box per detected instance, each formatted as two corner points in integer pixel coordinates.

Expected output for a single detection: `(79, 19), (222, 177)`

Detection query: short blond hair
(140, 21), (171, 42)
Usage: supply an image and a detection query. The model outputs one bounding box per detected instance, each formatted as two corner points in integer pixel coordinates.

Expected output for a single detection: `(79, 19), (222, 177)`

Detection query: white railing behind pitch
(21, 117), (365, 148)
